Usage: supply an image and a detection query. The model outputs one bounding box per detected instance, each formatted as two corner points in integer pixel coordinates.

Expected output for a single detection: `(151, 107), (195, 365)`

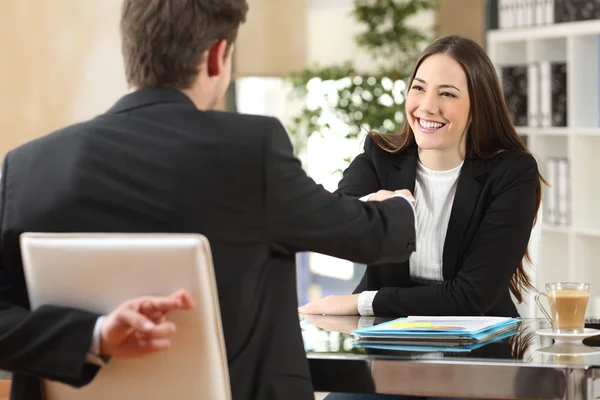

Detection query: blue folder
(353, 328), (519, 353)
(352, 317), (521, 343)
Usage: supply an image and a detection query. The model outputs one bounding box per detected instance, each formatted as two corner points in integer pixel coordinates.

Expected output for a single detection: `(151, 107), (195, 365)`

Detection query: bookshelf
(487, 19), (600, 315)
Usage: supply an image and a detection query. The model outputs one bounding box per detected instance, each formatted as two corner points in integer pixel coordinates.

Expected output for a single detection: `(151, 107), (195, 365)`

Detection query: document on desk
(352, 316), (520, 343)
(354, 329), (518, 352)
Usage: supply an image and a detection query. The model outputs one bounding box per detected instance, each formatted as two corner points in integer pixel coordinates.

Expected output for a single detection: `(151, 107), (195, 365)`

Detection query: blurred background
(4, 0), (598, 316)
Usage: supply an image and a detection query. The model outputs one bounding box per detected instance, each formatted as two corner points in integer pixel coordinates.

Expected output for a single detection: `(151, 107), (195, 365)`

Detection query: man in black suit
(0, 1), (416, 399)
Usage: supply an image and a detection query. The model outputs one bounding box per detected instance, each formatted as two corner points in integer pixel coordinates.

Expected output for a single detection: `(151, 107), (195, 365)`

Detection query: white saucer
(535, 328), (600, 343)
(537, 343), (600, 356)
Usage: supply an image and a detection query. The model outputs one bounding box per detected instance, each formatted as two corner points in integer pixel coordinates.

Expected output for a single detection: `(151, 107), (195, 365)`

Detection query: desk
(302, 316), (600, 400)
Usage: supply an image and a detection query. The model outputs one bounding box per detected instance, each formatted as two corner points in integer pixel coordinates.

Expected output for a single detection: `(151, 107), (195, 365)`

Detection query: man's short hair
(121, 0), (248, 89)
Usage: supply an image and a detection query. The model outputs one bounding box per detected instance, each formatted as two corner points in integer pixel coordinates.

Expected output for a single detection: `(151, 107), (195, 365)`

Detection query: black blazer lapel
(387, 144), (418, 192)
(442, 157), (486, 280)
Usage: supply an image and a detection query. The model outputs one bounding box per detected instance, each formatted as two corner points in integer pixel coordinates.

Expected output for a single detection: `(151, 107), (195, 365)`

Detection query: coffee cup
(534, 282), (590, 334)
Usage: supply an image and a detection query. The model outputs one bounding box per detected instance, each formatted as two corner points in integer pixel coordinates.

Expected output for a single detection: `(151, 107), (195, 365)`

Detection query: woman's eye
(441, 92), (456, 98)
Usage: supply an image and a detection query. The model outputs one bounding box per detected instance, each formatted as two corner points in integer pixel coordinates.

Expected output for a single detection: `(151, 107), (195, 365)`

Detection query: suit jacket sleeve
(372, 154), (538, 316)
(336, 136), (380, 198)
(336, 136), (400, 294)
(263, 118), (415, 265)
(0, 153), (101, 386)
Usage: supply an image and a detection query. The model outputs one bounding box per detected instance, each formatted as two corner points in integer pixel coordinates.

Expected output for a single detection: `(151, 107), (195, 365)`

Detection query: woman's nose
(419, 93), (438, 115)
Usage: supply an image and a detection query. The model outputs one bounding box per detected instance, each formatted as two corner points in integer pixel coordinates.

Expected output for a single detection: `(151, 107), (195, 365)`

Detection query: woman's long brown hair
(370, 35), (545, 303)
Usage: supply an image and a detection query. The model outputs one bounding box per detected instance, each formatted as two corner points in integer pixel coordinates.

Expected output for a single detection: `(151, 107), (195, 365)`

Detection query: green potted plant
(285, 0), (439, 159)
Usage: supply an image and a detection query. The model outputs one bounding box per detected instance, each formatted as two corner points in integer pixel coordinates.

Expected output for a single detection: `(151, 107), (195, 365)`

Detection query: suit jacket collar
(388, 144), (487, 279)
(106, 87), (196, 115)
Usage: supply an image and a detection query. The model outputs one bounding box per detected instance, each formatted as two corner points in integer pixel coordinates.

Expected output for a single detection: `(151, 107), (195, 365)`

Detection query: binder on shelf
(498, 0), (600, 29)
(498, 0), (505, 29)
(545, 0), (555, 25)
(517, 0), (526, 28)
(554, 0), (576, 23)
(539, 62), (551, 127)
(535, 0), (546, 25)
(497, 0), (564, 29)
(545, 157), (570, 227)
(501, 65), (528, 127)
(545, 158), (559, 226)
(499, 0), (517, 29)
(526, 0), (535, 26)
(489, 0), (500, 30)
(557, 158), (570, 226)
(502, 60), (568, 129)
(539, 61), (567, 127)
(554, 0), (600, 23)
(509, 0), (518, 28)
(528, 62), (541, 127)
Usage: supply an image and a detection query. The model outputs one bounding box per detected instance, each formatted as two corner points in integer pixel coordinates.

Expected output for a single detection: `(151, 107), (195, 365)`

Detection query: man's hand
(368, 189), (415, 204)
(298, 294), (360, 316)
(100, 289), (195, 359)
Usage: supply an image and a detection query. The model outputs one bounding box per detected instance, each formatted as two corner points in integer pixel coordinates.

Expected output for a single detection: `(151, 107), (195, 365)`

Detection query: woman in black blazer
(299, 35), (544, 320)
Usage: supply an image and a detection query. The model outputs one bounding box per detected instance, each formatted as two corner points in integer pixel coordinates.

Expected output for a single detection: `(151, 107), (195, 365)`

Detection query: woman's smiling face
(405, 53), (471, 154)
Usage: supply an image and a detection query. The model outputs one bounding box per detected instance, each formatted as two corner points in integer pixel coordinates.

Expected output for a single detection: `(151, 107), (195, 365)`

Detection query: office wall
(0, 0), (230, 160)
(0, 1), (126, 158)
(436, 0), (486, 45)
(235, 0), (308, 77)
(236, 0), (436, 76)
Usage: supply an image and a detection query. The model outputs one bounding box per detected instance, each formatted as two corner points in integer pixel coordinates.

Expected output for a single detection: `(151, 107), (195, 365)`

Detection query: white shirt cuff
(359, 193), (374, 202)
(87, 316), (109, 366)
(357, 290), (378, 316)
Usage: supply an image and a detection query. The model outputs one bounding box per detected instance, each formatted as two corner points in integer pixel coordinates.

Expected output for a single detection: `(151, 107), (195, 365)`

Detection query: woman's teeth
(418, 118), (444, 130)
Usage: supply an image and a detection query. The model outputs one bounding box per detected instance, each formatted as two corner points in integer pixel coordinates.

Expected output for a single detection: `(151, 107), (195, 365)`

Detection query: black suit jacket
(339, 136), (538, 318)
(0, 88), (416, 400)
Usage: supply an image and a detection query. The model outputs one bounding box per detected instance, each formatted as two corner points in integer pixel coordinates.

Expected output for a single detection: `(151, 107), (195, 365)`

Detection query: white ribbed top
(408, 160), (463, 282)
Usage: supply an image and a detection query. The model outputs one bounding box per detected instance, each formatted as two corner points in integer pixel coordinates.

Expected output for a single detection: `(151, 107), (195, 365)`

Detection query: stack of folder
(352, 316), (521, 352)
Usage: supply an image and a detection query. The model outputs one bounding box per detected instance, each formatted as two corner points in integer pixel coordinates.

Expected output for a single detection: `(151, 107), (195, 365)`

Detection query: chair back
(20, 233), (231, 400)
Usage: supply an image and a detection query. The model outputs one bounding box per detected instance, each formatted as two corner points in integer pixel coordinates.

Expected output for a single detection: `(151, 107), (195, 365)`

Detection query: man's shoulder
(9, 121), (89, 161)
(148, 106), (287, 142)
(202, 110), (284, 132)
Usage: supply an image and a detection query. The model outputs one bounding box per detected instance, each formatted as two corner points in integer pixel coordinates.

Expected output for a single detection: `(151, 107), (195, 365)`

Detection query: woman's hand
(300, 313), (360, 334)
(298, 294), (360, 315)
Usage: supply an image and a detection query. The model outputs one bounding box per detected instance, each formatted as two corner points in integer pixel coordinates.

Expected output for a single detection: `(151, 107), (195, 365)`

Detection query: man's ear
(207, 40), (228, 77)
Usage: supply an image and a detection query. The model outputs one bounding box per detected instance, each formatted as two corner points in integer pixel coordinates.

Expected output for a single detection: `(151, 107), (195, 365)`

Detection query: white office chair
(20, 233), (231, 400)
(511, 205), (542, 318)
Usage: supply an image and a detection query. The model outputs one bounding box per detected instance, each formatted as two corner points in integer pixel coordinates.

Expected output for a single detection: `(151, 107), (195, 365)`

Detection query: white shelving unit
(488, 20), (600, 316)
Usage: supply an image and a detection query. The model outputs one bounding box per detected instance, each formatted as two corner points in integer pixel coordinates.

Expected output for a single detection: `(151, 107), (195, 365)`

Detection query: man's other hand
(100, 289), (195, 358)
